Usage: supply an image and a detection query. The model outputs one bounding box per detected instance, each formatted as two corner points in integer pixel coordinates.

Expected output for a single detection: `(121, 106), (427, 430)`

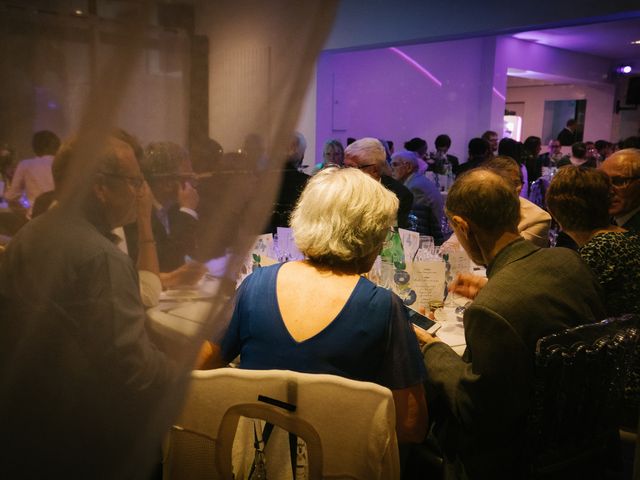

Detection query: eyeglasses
(610, 175), (640, 188)
(354, 163), (377, 170)
(100, 172), (145, 189)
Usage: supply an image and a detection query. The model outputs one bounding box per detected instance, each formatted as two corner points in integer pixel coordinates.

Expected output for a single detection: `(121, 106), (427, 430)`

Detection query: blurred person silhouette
(557, 118), (577, 146)
(201, 167), (428, 444)
(321, 138), (345, 168)
(268, 131), (310, 232)
(481, 130), (498, 157)
(432, 133), (459, 175)
(0, 135), (180, 478)
(5, 130), (60, 216)
(124, 141), (201, 274)
(456, 137), (490, 176)
(498, 138), (528, 196)
(557, 142), (595, 168)
(523, 136), (542, 184)
(345, 137), (414, 229)
(404, 137), (429, 173)
(539, 138), (563, 167)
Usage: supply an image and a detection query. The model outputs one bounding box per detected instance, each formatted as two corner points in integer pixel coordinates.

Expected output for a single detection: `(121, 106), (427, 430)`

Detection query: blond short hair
(291, 167), (398, 268)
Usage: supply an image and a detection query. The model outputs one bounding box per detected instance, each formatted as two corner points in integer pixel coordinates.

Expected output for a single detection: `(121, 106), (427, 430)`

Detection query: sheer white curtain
(0, 1), (337, 477)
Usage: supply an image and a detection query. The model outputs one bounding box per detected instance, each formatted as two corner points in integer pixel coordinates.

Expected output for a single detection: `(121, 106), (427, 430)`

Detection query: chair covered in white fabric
(163, 368), (400, 480)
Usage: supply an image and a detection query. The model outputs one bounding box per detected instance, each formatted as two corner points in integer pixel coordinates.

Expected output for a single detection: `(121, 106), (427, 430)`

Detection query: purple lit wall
(315, 37), (501, 162)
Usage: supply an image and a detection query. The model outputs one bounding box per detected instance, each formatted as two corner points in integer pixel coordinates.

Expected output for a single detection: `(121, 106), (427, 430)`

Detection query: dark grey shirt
(0, 207), (175, 478)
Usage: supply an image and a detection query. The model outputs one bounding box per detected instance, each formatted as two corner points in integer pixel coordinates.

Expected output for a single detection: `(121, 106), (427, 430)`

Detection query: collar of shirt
(614, 205), (640, 227)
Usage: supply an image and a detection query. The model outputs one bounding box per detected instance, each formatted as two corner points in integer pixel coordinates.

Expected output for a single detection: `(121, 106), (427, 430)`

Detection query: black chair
(526, 314), (640, 479)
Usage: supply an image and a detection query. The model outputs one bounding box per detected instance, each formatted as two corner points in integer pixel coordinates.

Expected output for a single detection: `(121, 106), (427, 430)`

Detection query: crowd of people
(0, 124), (639, 479)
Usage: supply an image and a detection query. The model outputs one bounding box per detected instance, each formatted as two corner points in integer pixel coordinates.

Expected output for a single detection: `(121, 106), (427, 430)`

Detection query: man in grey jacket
(414, 169), (606, 478)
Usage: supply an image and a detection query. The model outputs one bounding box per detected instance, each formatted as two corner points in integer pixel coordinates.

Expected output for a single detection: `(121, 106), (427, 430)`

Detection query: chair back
(163, 368), (400, 480)
(526, 314), (640, 477)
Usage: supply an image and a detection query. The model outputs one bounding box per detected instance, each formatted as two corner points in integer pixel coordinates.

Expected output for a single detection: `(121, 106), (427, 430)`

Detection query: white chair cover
(163, 368), (400, 480)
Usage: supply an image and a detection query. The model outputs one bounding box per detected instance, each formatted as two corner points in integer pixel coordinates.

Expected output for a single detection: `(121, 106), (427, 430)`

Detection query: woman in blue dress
(203, 166), (428, 443)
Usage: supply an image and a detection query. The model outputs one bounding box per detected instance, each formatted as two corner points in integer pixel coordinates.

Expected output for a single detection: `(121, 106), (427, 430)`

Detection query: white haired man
(390, 150), (445, 244)
(344, 137), (413, 229)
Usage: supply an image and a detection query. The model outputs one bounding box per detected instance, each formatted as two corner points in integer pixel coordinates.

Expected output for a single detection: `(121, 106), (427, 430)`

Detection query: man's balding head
(446, 169), (520, 235)
(344, 137), (386, 180)
(600, 148), (640, 217)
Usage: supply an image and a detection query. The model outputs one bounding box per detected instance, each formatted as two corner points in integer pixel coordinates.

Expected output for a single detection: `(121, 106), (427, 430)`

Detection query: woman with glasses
(546, 165), (640, 316)
(203, 167), (428, 443)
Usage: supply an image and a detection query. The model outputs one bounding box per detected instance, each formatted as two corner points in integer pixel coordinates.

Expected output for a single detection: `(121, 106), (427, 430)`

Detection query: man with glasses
(601, 148), (640, 232)
(0, 135), (177, 477)
(540, 139), (563, 167)
(344, 137), (413, 229)
(390, 150), (444, 244)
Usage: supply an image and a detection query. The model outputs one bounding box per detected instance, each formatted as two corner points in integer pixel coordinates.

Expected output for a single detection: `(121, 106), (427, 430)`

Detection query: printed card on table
(411, 259), (446, 310)
(251, 234), (277, 266)
(276, 227), (303, 261)
(398, 228), (420, 263)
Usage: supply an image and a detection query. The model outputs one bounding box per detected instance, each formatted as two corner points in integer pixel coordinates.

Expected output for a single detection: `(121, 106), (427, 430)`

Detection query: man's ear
(451, 215), (470, 237)
(93, 182), (107, 203)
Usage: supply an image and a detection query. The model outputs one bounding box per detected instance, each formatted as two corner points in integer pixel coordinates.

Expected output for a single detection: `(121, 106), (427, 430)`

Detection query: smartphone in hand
(405, 306), (442, 335)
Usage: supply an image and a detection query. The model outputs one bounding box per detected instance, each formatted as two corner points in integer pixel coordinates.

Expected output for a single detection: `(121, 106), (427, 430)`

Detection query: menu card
(410, 259), (446, 309)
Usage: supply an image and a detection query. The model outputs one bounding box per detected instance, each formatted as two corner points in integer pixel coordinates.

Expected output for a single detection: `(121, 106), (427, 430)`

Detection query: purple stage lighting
(617, 65), (633, 74)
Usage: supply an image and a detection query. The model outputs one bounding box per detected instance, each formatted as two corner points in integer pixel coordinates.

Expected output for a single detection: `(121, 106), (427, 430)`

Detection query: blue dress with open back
(220, 263), (426, 390)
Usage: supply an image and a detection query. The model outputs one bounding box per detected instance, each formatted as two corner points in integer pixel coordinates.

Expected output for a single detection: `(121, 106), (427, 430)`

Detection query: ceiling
(513, 17), (640, 62)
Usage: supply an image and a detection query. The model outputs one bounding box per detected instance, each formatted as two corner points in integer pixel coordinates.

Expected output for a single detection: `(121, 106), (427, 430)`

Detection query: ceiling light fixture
(631, 40), (640, 45)
(617, 65), (633, 74)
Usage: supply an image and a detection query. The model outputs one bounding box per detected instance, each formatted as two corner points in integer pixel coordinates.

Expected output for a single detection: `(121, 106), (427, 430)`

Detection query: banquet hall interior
(1, 0), (640, 479)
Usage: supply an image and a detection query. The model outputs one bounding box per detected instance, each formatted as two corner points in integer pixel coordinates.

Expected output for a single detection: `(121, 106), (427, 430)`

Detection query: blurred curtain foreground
(0, 1), (337, 477)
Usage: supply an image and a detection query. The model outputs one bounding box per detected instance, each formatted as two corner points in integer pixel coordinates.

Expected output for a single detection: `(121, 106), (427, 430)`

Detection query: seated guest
(523, 135), (543, 184)
(414, 169), (605, 478)
(433, 134), (459, 175)
(5, 130), (60, 216)
(557, 141), (595, 168)
(600, 148), (640, 233)
(485, 156), (551, 247)
(268, 132), (309, 232)
(481, 130), (498, 157)
(321, 138), (344, 168)
(203, 167), (428, 443)
(595, 139), (614, 163)
(345, 137), (414, 229)
(125, 141), (200, 272)
(539, 139), (563, 167)
(404, 137), (429, 173)
(546, 166), (640, 316)
(456, 137), (489, 176)
(390, 150), (445, 244)
(498, 138), (528, 196)
(0, 134), (178, 478)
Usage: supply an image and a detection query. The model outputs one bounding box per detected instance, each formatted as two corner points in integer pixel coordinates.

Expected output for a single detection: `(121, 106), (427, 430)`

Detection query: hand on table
(160, 261), (208, 289)
(449, 273), (487, 300)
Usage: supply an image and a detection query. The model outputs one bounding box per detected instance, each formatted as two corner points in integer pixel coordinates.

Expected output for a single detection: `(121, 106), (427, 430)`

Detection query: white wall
(506, 83), (615, 142)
